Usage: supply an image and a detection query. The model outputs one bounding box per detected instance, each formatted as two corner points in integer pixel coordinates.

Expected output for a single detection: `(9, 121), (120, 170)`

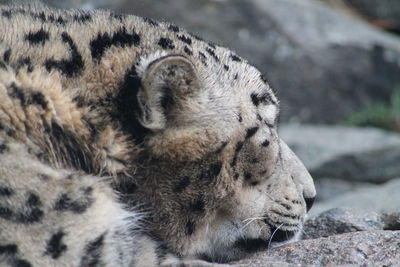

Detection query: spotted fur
(0, 4), (316, 267)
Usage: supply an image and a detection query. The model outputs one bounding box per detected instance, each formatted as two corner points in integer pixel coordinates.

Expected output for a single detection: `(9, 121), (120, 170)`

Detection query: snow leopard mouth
(199, 224), (300, 263)
(233, 227), (299, 255)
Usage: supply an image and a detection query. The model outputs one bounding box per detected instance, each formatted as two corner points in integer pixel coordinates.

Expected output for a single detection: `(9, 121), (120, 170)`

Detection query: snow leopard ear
(137, 55), (200, 130)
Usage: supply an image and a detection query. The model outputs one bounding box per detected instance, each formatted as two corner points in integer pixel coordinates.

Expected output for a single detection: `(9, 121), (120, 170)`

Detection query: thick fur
(0, 4), (316, 267)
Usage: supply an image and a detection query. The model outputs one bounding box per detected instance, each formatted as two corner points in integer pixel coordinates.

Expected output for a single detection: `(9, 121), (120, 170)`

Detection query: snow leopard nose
(304, 196), (315, 212)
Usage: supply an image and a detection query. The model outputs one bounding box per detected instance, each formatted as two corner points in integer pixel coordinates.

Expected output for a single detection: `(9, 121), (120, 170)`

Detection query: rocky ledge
(232, 208), (400, 267)
(233, 230), (400, 267)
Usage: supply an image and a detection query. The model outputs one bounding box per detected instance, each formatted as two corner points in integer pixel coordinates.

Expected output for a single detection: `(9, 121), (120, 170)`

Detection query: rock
(233, 230), (400, 267)
(309, 178), (400, 216)
(281, 124), (400, 204)
(321, 0), (400, 34)
(232, 210), (400, 266)
(279, 124), (400, 170)
(314, 178), (373, 202)
(312, 145), (400, 183)
(381, 212), (400, 230)
(280, 124), (400, 184)
(303, 208), (384, 239)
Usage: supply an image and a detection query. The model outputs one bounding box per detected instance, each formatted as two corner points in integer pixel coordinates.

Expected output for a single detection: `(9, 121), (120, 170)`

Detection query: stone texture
(310, 179), (400, 216)
(312, 145), (400, 183)
(230, 209), (400, 266)
(280, 124), (400, 171)
(280, 124), (400, 203)
(381, 212), (400, 230)
(233, 230), (400, 267)
(322, 0), (400, 33)
(313, 178), (373, 202)
(303, 208), (384, 239)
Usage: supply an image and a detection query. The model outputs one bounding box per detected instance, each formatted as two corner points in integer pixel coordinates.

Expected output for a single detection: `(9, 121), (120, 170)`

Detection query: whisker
(268, 223), (284, 249)
(296, 225), (309, 239)
(241, 217), (266, 230)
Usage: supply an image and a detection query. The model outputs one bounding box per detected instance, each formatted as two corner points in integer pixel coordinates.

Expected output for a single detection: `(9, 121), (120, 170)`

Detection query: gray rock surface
(325, 0), (400, 33)
(312, 145), (400, 183)
(281, 124), (400, 204)
(280, 124), (400, 170)
(233, 230), (400, 267)
(381, 212), (400, 230)
(303, 208), (384, 239)
(230, 209), (400, 266)
(310, 178), (400, 216)
(313, 178), (373, 202)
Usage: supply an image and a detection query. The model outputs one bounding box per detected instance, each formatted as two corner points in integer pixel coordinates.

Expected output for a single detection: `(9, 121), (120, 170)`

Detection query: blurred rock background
(2, 0), (400, 265)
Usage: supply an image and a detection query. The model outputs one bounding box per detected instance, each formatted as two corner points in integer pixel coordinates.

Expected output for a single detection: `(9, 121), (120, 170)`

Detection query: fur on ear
(136, 54), (200, 130)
